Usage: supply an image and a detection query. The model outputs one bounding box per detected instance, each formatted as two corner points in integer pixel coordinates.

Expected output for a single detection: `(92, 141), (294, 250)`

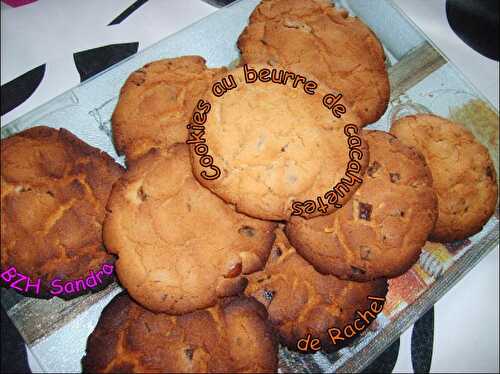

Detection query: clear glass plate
(1, 0), (498, 372)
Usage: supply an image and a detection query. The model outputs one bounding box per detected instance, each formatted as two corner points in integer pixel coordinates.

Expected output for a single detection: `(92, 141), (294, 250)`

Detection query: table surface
(1, 0), (498, 373)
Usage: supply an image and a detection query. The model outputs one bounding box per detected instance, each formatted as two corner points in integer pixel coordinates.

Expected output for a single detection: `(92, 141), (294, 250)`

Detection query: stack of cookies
(1, 0), (497, 372)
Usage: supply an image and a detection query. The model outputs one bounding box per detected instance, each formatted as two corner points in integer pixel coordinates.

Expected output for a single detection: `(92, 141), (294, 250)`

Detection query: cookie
(286, 131), (438, 281)
(237, 0), (390, 125)
(245, 228), (388, 351)
(391, 114), (498, 242)
(82, 293), (278, 373)
(103, 144), (276, 313)
(112, 56), (226, 163)
(1, 126), (123, 298)
(189, 64), (368, 221)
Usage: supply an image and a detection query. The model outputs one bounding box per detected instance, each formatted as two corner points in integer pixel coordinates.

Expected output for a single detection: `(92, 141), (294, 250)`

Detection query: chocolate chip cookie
(391, 114), (498, 242)
(104, 144), (276, 313)
(112, 56), (226, 163)
(286, 131), (438, 281)
(237, 0), (390, 125)
(82, 293), (278, 373)
(1, 126), (123, 298)
(245, 228), (388, 351)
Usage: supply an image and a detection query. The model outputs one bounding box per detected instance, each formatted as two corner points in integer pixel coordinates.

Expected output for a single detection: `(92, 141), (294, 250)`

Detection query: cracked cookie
(190, 64), (368, 221)
(112, 56), (226, 163)
(391, 114), (498, 242)
(1, 126), (123, 298)
(245, 227), (387, 351)
(286, 131), (438, 281)
(237, 0), (390, 125)
(82, 293), (278, 373)
(103, 144), (276, 313)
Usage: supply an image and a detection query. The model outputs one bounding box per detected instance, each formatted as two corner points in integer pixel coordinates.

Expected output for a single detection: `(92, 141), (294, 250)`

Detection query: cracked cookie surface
(245, 227), (387, 351)
(82, 293), (278, 373)
(1, 126), (123, 298)
(103, 144), (276, 313)
(237, 0), (390, 125)
(191, 65), (368, 221)
(391, 114), (498, 242)
(112, 56), (226, 163)
(286, 131), (438, 281)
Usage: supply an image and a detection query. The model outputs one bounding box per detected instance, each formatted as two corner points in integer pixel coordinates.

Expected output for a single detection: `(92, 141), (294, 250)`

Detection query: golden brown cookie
(245, 228), (388, 351)
(112, 56), (226, 163)
(103, 144), (276, 313)
(82, 293), (278, 373)
(237, 0), (390, 125)
(391, 114), (498, 242)
(286, 131), (438, 281)
(190, 64), (368, 221)
(1, 126), (123, 298)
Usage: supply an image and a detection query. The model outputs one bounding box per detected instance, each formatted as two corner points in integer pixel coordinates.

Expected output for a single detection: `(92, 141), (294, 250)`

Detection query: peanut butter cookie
(112, 56), (226, 163)
(104, 144), (276, 313)
(82, 293), (278, 373)
(286, 131), (438, 281)
(391, 114), (498, 242)
(246, 228), (387, 351)
(1, 126), (123, 298)
(190, 64), (368, 221)
(238, 0), (390, 125)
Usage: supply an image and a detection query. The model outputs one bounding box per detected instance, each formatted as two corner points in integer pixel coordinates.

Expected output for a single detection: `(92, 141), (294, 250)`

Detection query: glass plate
(1, 0), (498, 372)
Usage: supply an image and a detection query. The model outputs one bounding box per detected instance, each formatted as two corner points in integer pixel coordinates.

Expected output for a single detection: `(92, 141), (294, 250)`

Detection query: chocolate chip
(367, 161), (381, 177)
(137, 186), (148, 201)
(486, 166), (495, 179)
(224, 262), (242, 278)
(360, 246), (371, 260)
(238, 226), (256, 237)
(274, 246), (282, 257)
(263, 289), (275, 301)
(351, 266), (366, 275)
(185, 348), (194, 360)
(281, 144), (288, 152)
(358, 202), (372, 221)
(390, 173), (400, 183)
